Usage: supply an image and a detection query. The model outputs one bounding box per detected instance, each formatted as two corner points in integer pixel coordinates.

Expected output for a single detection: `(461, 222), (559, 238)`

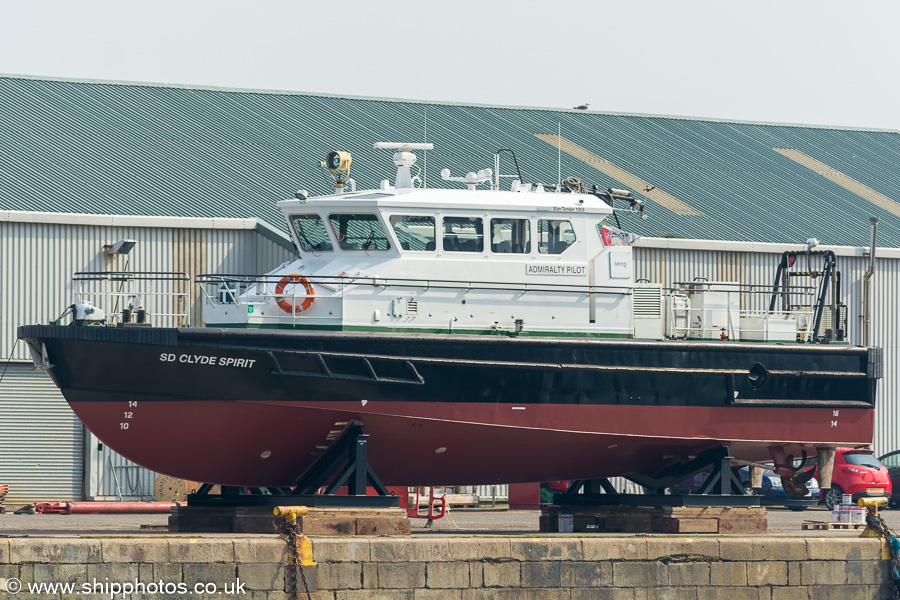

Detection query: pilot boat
(18, 143), (880, 489)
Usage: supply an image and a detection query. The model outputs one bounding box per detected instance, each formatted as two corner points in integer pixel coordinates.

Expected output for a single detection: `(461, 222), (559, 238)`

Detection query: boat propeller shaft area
(771, 447), (835, 498)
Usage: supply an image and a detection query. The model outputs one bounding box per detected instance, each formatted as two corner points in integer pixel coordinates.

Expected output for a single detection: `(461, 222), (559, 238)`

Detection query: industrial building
(0, 74), (898, 506)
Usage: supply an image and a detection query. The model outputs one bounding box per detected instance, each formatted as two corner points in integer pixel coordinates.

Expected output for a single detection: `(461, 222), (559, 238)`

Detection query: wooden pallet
(801, 520), (866, 531)
(541, 505), (766, 534)
(170, 505), (410, 535)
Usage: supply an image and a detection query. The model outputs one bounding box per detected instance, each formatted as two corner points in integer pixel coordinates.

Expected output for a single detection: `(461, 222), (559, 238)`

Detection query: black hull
(16, 325), (880, 486)
(19, 325), (879, 409)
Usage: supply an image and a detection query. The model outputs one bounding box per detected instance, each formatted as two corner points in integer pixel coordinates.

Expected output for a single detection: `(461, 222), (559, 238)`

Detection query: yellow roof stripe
(773, 148), (900, 218)
(534, 134), (704, 216)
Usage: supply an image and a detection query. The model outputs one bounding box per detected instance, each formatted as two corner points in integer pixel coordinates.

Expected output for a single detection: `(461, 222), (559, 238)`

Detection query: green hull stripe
(203, 323), (850, 344)
(203, 322), (631, 338)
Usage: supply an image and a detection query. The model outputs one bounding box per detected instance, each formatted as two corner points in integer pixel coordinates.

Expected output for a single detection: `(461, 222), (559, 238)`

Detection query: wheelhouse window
(389, 215), (436, 251)
(291, 215), (333, 252)
(538, 219), (576, 254)
(490, 218), (531, 254)
(443, 217), (484, 252)
(328, 214), (391, 251)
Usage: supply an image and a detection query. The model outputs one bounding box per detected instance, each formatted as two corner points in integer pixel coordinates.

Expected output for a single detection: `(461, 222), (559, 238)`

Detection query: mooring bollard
(274, 506), (317, 598)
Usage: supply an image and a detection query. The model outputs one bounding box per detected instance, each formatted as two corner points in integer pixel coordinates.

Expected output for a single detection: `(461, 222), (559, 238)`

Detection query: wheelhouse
(195, 144), (847, 345)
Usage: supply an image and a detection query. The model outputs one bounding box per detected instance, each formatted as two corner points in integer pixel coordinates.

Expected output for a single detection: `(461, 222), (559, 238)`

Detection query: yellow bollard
(274, 506), (317, 566)
(858, 497), (890, 559)
(859, 497), (888, 537)
(273, 506), (309, 523)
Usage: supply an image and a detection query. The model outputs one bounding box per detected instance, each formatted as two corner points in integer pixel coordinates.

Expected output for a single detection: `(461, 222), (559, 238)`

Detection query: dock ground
(0, 504), (892, 536)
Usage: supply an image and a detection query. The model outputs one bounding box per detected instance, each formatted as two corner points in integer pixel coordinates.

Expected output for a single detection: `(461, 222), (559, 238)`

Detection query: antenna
(557, 123), (562, 193)
(424, 107), (427, 189)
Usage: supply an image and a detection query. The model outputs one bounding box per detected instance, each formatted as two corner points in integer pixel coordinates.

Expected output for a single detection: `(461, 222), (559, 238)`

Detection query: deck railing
(196, 273), (633, 300)
(73, 271), (191, 327)
(667, 281), (829, 343)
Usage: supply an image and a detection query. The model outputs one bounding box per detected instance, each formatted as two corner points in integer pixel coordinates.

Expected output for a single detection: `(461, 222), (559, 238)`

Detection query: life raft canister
(274, 274), (315, 314)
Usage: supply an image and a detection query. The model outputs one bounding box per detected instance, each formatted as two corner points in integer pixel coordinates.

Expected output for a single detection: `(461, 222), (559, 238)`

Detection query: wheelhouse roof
(278, 188), (615, 216)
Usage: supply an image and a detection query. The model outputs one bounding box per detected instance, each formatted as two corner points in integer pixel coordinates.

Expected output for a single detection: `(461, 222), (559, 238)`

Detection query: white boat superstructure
(197, 143), (846, 343)
(200, 143), (644, 338)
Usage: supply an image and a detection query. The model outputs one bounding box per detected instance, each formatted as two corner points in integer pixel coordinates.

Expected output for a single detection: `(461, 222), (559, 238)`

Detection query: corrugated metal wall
(0, 221), (295, 360)
(0, 364), (83, 507)
(0, 219), (295, 502)
(84, 431), (158, 501)
(871, 263), (900, 455)
(634, 245), (900, 455)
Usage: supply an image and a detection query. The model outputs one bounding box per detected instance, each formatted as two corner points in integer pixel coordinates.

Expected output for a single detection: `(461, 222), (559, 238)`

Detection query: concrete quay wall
(0, 536), (893, 599)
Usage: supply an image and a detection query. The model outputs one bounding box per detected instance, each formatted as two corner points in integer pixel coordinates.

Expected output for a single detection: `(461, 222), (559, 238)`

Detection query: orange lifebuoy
(274, 274), (315, 314)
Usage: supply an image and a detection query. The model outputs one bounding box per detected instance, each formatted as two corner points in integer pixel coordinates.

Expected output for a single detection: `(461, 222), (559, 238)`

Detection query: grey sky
(4, 0), (899, 130)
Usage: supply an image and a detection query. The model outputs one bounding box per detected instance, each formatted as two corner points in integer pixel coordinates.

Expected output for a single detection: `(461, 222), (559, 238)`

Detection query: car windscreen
(844, 452), (882, 469)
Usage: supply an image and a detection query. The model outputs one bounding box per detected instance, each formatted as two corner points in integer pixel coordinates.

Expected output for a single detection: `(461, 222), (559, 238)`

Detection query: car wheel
(824, 486), (844, 511)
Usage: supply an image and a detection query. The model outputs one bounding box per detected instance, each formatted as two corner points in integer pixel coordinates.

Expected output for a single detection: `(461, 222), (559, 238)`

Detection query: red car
(806, 448), (892, 510)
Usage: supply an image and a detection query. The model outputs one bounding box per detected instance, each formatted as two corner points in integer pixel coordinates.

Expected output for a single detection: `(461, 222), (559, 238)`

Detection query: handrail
(75, 271), (191, 282)
(73, 270), (191, 327)
(671, 280), (817, 292)
(195, 273), (632, 296)
(199, 273), (818, 298)
(668, 281), (825, 343)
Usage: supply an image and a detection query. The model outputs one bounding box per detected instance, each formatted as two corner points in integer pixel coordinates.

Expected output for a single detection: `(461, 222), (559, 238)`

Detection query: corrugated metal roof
(1, 73), (899, 246)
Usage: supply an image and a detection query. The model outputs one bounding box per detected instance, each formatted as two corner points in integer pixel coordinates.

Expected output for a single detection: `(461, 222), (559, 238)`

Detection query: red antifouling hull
(69, 398), (875, 487)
